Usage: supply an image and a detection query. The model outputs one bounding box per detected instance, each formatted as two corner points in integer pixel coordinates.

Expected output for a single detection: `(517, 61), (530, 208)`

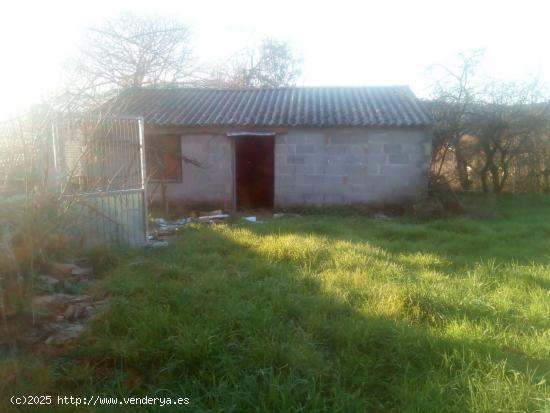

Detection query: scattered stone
(71, 266), (93, 277)
(36, 275), (60, 289)
(145, 240), (169, 248)
(87, 299), (109, 319)
(50, 262), (77, 278)
(273, 213), (301, 219)
(127, 259), (145, 268)
(63, 303), (89, 321)
(198, 214), (229, 222)
(157, 225), (180, 236)
(153, 217), (168, 226)
(45, 323), (85, 346)
(32, 293), (76, 310)
(200, 209), (222, 216)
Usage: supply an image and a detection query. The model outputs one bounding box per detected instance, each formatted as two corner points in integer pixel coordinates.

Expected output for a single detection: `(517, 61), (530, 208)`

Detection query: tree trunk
(455, 148), (471, 190)
(480, 168), (490, 193)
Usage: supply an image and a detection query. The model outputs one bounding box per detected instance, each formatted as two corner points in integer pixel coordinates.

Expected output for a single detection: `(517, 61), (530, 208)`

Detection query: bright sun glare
(0, 0), (548, 119)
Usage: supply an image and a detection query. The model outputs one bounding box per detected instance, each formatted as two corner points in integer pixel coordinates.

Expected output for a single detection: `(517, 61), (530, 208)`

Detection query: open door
(235, 136), (275, 210)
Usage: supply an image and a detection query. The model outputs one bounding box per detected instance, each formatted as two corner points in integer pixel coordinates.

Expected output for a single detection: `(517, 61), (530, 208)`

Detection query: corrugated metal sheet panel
(106, 86), (433, 127)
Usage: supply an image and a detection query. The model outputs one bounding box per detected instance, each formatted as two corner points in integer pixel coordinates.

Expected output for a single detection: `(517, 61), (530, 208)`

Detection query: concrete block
(347, 165), (368, 176)
(384, 144), (403, 154)
(349, 173), (368, 185)
(368, 133), (390, 145)
(287, 155), (306, 164)
(366, 174), (387, 189)
(332, 135), (368, 145)
(285, 134), (307, 144)
(325, 164), (349, 175)
(367, 162), (382, 175)
(295, 164), (316, 175)
(296, 174), (324, 185)
(276, 165), (296, 175)
(367, 153), (387, 165)
(326, 145), (347, 155)
(276, 144), (295, 154)
(344, 155), (362, 164)
(306, 134), (324, 145)
(366, 141), (383, 154)
(276, 174), (296, 186)
(408, 153), (426, 163)
(296, 144), (317, 154)
(388, 154), (409, 164)
(404, 143), (424, 154)
(423, 142), (432, 156)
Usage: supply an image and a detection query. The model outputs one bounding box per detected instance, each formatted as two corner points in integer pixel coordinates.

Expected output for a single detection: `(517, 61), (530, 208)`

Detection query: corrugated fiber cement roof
(106, 86), (433, 128)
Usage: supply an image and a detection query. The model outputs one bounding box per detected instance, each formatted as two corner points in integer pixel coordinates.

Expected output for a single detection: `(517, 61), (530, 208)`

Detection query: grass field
(2, 194), (550, 412)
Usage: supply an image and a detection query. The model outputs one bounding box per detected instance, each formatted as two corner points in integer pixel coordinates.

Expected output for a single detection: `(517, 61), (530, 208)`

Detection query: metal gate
(52, 115), (147, 246)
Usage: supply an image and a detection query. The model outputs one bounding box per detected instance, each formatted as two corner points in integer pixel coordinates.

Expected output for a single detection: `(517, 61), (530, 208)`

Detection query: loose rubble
(1, 260), (109, 350)
(146, 209), (296, 246)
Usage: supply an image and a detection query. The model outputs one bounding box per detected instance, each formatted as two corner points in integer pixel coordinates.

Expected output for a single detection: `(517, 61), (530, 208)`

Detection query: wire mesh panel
(0, 116), (49, 195)
(52, 115), (147, 247)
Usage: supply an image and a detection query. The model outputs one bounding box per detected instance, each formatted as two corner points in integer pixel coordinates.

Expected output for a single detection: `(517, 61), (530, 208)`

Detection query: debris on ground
(1, 262), (109, 351)
(148, 211), (232, 245)
(273, 213), (301, 219)
(50, 262), (78, 278)
(148, 209), (301, 245)
(373, 213), (390, 220)
(197, 214), (230, 223)
(71, 266), (93, 277)
(145, 239), (169, 248)
(36, 275), (61, 290)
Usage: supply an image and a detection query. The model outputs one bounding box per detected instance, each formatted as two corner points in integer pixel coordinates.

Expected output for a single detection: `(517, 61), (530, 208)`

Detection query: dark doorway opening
(235, 136), (275, 210)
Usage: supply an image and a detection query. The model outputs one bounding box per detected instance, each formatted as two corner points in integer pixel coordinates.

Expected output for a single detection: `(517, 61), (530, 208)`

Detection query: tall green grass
(1, 194), (549, 412)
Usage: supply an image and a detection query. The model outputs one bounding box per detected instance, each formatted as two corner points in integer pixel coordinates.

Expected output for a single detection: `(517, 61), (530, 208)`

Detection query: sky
(0, 0), (548, 119)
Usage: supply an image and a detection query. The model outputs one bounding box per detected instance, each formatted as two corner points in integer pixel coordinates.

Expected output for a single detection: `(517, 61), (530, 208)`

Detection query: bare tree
(61, 13), (195, 110)
(468, 80), (550, 192)
(429, 50), (483, 189)
(203, 38), (302, 88)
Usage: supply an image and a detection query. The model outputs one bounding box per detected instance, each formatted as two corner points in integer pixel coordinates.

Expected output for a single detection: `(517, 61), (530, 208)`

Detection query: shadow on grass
(2, 213), (548, 412)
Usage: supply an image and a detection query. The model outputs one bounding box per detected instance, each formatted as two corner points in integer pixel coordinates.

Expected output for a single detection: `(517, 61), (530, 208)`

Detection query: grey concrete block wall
(274, 127), (432, 208)
(148, 134), (234, 209)
(146, 126), (432, 210)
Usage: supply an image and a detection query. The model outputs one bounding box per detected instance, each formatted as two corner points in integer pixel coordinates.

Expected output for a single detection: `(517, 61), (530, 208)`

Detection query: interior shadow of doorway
(235, 135), (275, 210)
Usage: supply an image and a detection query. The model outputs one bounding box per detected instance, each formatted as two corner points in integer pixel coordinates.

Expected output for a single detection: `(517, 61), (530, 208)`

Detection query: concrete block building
(109, 86), (433, 210)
